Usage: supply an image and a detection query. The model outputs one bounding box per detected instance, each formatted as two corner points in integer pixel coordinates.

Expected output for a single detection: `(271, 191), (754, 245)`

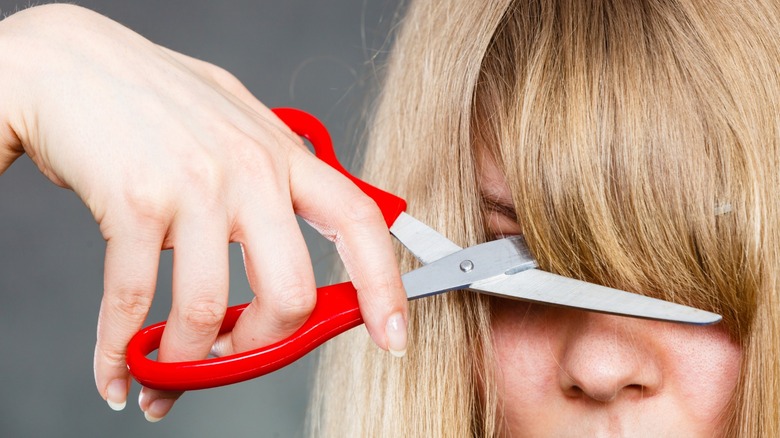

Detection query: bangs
(473, 0), (774, 340)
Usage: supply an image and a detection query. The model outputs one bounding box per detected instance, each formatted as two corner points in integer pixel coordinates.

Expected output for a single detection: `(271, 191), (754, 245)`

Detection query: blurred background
(0, 1), (400, 436)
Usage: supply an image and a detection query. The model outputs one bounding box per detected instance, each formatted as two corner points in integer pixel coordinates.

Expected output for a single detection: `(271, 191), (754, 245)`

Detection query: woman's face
(480, 155), (742, 437)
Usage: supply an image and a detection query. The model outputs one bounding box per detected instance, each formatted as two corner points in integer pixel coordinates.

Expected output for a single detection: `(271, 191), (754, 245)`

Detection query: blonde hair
(311, 0), (780, 436)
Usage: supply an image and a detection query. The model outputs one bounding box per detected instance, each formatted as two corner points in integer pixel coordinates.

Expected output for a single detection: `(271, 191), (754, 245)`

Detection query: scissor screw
(459, 260), (474, 273)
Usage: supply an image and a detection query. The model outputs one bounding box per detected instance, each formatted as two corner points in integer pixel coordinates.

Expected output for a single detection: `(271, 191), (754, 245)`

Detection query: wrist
(0, 14), (26, 171)
(0, 6), (46, 162)
(0, 4), (86, 170)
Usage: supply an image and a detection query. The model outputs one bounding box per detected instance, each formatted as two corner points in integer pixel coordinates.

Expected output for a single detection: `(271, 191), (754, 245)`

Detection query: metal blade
(469, 269), (722, 325)
(402, 236), (536, 300)
(389, 212), (462, 264)
(392, 222), (721, 326)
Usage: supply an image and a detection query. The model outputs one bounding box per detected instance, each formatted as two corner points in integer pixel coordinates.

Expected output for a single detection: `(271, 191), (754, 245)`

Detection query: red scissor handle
(126, 108), (407, 391)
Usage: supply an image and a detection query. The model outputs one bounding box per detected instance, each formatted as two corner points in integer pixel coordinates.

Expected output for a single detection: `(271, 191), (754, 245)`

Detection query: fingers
(139, 206), (230, 421)
(214, 148), (408, 358)
(290, 153), (408, 356)
(95, 225), (163, 413)
(161, 213), (229, 360)
(212, 185), (316, 357)
(91, 83), (404, 426)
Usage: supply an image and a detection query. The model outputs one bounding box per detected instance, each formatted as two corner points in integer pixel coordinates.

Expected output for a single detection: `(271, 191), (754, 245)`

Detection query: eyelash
(481, 200), (521, 240)
(481, 198), (518, 223)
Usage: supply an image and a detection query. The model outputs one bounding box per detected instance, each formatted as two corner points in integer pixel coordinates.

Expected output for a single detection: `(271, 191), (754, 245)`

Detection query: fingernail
(144, 398), (175, 423)
(210, 338), (224, 357)
(106, 379), (127, 411)
(385, 312), (407, 358)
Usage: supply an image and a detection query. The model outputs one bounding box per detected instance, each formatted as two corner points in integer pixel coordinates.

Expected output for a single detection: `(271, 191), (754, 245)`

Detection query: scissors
(126, 108), (722, 391)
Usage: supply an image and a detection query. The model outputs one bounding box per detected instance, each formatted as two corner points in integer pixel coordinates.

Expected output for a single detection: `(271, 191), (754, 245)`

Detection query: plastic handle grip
(272, 108), (406, 227)
(127, 283), (362, 390)
(126, 108), (407, 390)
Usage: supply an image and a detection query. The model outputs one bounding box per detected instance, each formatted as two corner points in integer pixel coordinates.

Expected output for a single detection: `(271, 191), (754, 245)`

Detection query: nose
(558, 313), (662, 403)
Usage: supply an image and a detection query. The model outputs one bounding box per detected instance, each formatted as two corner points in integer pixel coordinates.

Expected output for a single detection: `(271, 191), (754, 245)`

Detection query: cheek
(657, 325), (742, 422)
(490, 303), (742, 436)
(491, 303), (561, 425)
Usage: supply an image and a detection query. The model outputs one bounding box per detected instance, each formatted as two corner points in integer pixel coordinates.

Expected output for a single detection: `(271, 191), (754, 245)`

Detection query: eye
(482, 200), (523, 238)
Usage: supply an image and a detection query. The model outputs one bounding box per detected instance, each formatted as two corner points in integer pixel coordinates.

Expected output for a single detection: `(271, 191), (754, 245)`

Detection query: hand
(0, 4), (408, 421)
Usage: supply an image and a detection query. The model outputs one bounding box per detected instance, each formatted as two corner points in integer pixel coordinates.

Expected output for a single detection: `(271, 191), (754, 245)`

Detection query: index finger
(289, 154), (408, 356)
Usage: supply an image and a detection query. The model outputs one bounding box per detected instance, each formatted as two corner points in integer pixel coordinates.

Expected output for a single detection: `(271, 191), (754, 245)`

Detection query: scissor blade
(402, 236), (536, 300)
(469, 269), (722, 325)
(390, 212), (462, 264)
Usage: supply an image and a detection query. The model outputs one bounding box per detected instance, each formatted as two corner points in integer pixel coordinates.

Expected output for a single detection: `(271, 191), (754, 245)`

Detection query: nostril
(563, 383), (619, 402)
(556, 314), (664, 404)
(563, 384), (584, 399)
(565, 382), (649, 403)
(624, 384), (649, 400)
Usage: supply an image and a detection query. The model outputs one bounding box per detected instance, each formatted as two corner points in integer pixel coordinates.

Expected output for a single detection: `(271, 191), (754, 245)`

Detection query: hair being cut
(310, 0), (780, 436)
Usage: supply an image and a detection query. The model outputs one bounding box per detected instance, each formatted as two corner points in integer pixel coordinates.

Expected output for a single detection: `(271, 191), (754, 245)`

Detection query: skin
(0, 4), (407, 421)
(480, 154), (742, 437)
(0, 3), (740, 428)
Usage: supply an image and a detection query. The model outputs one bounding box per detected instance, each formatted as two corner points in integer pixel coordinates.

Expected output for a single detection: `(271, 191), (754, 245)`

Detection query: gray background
(0, 1), (399, 436)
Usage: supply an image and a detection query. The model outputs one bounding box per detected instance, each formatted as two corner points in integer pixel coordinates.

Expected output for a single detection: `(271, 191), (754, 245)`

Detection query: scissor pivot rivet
(459, 260), (474, 273)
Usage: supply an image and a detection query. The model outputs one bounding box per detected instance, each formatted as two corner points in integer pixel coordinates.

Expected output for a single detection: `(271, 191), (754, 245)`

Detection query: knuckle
(239, 143), (280, 180)
(267, 279), (316, 326)
(180, 298), (227, 335)
(341, 194), (382, 225)
(234, 148), (292, 202)
(371, 273), (401, 297)
(207, 64), (246, 95)
(358, 273), (403, 316)
(95, 344), (127, 368)
(105, 287), (154, 320)
(120, 182), (172, 228)
(279, 129), (306, 151)
(179, 151), (225, 199)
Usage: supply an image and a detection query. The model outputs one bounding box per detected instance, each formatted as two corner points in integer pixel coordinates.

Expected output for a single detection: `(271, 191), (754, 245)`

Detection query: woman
(312, 0), (779, 436)
(1, 0), (777, 436)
